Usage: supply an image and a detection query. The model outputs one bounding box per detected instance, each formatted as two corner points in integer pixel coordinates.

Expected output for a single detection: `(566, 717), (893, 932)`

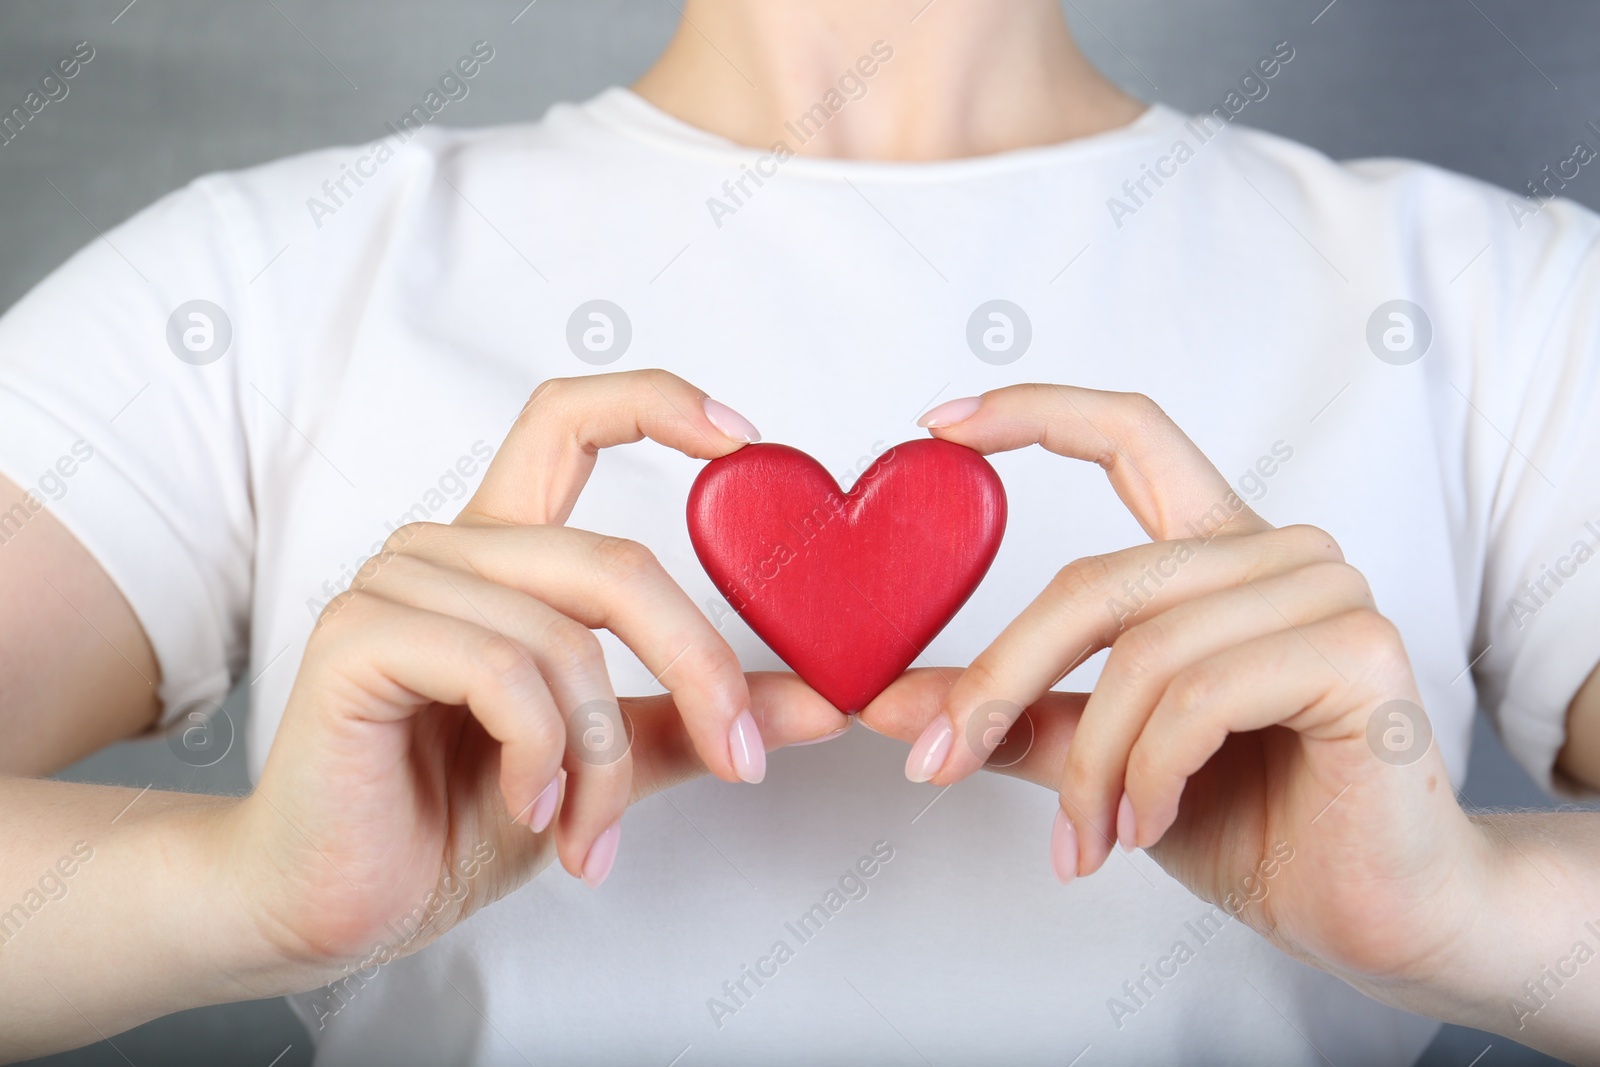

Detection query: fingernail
(704, 398), (761, 443)
(917, 396), (981, 429)
(527, 777), (560, 834)
(790, 725), (850, 747)
(1116, 792), (1137, 851)
(1051, 810), (1079, 884)
(582, 821), (621, 888)
(729, 710), (767, 783)
(905, 717), (953, 783)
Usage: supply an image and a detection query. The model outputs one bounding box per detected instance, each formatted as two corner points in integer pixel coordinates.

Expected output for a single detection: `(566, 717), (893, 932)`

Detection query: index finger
(459, 369), (761, 527)
(918, 385), (1271, 541)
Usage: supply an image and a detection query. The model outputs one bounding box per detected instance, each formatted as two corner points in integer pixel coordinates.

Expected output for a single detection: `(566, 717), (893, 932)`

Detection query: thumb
(861, 667), (1087, 790)
(626, 672), (850, 801)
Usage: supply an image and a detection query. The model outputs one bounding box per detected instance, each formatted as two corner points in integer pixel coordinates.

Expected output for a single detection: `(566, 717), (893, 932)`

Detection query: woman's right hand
(221, 370), (849, 982)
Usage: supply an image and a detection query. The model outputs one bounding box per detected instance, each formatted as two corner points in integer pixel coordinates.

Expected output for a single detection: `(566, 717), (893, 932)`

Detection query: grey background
(4, 1), (1599, 1064)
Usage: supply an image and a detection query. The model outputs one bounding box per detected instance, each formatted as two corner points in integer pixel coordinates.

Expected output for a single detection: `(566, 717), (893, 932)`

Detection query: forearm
(1352, 812), (1600, 1065)
(0, 778), (312, 1061)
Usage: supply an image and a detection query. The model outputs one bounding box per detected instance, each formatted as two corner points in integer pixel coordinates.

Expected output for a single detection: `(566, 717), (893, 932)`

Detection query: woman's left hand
(859, 383), (1496, 994)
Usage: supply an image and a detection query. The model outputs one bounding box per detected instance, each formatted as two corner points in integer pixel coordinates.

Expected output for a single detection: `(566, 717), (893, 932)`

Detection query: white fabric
(3, 86), (1599, 1065)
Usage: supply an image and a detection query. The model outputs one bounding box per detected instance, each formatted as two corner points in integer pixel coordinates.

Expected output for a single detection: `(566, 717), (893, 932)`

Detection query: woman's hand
(860, 383), (1496, 995)
(226, 370), (848, 979)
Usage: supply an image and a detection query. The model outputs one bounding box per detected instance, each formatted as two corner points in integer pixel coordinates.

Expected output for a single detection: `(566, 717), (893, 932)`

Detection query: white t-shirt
(4, 87), (1600, 1066)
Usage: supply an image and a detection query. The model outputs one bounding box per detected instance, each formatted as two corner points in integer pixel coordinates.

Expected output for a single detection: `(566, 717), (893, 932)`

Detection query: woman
(1, 1), (1597, 1063)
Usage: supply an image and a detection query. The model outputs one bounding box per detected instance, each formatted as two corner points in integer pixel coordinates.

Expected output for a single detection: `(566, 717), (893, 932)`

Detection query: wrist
(1348, 814), (1596, 1051)
(157, 797), (346, 1001)
(1348, 815), (1515, 1018)
(203, 796), (362, 998)
(0, 786), (343, 1056)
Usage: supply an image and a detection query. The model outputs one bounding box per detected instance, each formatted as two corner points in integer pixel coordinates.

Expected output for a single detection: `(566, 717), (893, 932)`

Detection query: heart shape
(687, 439), (1007, 713)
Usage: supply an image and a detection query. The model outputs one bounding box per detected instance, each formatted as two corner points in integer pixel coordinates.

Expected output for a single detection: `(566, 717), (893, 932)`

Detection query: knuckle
(1063, 742), (1098, 799)
(1124, 740), (1161, 787)
(381, 521), (441, 558)
(1014, 383), (1057, 412)
(1050, 554), (1113, 606)
(1109, 623), (1167, 685)
(1247, 525), (1342, 579)
(1337, 609), (1412, 696)
(523, 376), (571, 413)
(674, 639), (741, 686)
(1119, 391), (1170, 430)
(591, 536), (661, 586)
(1340, 605), (1388, 641)
(1341, 607), (1403, 652)
(1164, 665), (1218, 718)
(1307, 560), (1374, 606)
(313, 588), (378, 639)
(957, 657), (1008, 703)
(477, 633), (545, 700)
(1279, 524), (1345, 563)
(524, 708), (567, 758)
(349, 546), (425, 594)
(635, 367), (681, 392)
(539, 616), (603, 675)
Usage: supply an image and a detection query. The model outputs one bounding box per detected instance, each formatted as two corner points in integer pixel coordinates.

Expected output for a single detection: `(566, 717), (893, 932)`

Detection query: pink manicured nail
(1116, 793), (1137, 851)
(527, 778), (560, 834)
(729, 710), (767, 783)
(704, 398), (761, 443)
(1051, 810), (1079, 884)
(790, 725), (850, 747)
(905, 717), (953, 783)
(917, 396), (981, 428)
(582, 821), (621, 888)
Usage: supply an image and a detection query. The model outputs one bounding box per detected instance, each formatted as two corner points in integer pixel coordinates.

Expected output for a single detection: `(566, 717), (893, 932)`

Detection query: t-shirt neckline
(579, 85), (1182, 182)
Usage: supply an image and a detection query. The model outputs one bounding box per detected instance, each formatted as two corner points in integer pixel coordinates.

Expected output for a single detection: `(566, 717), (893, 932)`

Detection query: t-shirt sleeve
(1468, 198), (1600, 793)
(0, 179), (254, 724)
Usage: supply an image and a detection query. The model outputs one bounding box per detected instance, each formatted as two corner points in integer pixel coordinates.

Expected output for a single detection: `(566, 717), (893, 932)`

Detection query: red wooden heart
(686, 439), (1007, 713)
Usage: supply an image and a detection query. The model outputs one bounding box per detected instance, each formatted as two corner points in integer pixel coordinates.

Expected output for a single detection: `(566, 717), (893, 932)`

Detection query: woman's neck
(632, 0), (1145, 161)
